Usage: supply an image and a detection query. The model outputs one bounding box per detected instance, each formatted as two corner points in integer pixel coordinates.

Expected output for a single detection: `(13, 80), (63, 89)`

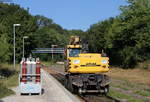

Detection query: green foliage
(0, 34), (9, 62)
(0, 3), (68, 62)
(34, 27), (67, 48)
(134, 90), (150, 97)
(0, 3), (38, 62)
(108, 89), (144, 102)
(86, 0), (150, 68)
(0, 22), (9, 62)
(87, 18), (114, 52)
(33, 15), (68, 61)
(35, 15), (53, 27)
(0, 63), (18, 98)
(0, 1), (150, 68)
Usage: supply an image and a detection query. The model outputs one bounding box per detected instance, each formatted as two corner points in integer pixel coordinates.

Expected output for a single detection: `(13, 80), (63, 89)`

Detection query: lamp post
(23, 36), (28, 58)
(13, 24), (21, 69)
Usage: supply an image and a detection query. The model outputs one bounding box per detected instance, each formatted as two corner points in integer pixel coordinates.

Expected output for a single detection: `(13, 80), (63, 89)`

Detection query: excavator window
(69, 48), (81, 57)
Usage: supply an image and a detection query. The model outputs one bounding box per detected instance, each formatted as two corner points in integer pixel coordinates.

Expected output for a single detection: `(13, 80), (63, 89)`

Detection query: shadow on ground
(0, 100), (4, 102)
(20, 88), (45, 96)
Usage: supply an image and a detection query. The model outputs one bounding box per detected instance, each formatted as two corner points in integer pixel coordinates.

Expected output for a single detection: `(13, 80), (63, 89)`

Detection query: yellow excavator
(65, 36), (110, 94)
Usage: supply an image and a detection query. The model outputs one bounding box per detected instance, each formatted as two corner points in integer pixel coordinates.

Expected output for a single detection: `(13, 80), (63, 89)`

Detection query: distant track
(42, 64), (122, 102)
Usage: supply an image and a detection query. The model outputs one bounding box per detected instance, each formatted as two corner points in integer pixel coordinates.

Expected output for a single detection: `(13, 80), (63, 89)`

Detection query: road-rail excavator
(65, 36), (110, 94)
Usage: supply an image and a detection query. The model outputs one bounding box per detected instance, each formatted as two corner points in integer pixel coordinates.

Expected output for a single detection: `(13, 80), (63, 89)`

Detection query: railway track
(42, 65), (122, 102)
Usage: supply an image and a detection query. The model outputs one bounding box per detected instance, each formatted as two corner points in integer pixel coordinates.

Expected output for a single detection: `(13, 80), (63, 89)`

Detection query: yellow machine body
(66, 43), (109, 74)
(65, 36), (110, 94)
(68, 53), (109, 73)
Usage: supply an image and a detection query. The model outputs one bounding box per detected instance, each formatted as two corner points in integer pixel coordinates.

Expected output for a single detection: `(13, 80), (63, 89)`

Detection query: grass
(1, 72), (18, 87)
(134, 90), (150, 97)
(110, 83), (129, 91)
(0, 63), (19, 99)
(144, 88), (150, 92)
(108, 89), (144, 102)
(107, 67), (150, 85)
(106, 67), (150, 102)
(122, 79), (136, 88)
(41, 61), (54, 66)
(0, 83), (14, 99)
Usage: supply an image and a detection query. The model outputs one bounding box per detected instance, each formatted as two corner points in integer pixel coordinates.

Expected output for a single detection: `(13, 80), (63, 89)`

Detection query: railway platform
(1, 69), (81, 102)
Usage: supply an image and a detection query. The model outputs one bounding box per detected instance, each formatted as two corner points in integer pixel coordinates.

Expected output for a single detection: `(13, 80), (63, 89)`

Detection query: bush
(0, 68), (15, 78)
(137, 60), (150, 71)
(120, 47), (137, 68)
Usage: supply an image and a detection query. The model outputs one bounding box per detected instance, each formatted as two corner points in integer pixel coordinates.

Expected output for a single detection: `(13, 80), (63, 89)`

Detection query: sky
(13, 0), (127, 31)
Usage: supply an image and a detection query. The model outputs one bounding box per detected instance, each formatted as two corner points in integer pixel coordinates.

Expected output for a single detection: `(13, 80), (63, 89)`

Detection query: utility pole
(51, 45), (57, 60)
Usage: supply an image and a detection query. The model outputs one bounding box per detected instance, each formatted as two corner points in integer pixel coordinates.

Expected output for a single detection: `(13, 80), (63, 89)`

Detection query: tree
(0, 3), (37, 61)
(86, 0), (150, 68)
(87, 18), (114, 53)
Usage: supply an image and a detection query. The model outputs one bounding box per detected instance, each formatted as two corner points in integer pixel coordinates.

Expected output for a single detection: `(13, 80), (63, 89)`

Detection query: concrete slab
(1, 69), (81, 102)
